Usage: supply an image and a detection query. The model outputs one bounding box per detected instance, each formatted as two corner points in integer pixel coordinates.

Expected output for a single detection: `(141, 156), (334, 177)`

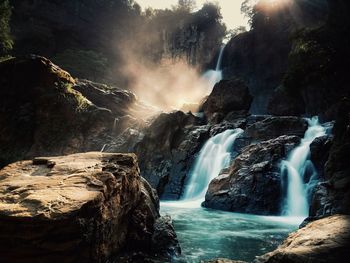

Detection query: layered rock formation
(0, 56), (144, 168)
(0, 152), (180, 262)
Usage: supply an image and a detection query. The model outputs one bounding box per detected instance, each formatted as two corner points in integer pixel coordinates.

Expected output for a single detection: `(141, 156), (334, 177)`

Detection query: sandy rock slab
(255, 214), (350, 263)
(0, 152), (179, 262)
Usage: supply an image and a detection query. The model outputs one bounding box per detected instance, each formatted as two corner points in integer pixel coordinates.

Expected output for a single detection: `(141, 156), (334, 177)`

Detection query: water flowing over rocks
(0, 152), (180, 262)
(133, 111), (209, 199)
(203, 136), (300, 215)
(255, 215), (350, 263)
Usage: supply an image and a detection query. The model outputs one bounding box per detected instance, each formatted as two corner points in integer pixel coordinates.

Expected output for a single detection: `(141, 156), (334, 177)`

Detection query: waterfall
(202, 44), (226, 91)
(281, 117), (326, 217)
(215, 45), (225, 71)
(183, 128), (243, 201)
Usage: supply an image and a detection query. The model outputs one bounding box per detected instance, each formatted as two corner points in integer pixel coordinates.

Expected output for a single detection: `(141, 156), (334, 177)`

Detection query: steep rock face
(203, 136), (300, 215)
(267, 88), (305, 116)
(309, 99), (350, 218)
(133, 111), (209, 199)
(255, 215), (350, 263)
(0, 152), (180, 262)
(268, 0), (350, 119)
(201, 78), (253, 123)
(0, 56), (139, 168)
(222, 0), (328, 114)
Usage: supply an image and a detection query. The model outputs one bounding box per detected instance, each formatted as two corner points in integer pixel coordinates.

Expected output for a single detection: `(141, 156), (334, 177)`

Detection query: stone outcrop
(0, 56), (142, 168)
(255, 215), (350, 263)
(243, 117), (307, 142)
(203, 136), (300, 215)
(308, 99), (350, 218)
(133, 111), (209, 199)
(0, 152), (180, 262)
(201, 79), (253, 123)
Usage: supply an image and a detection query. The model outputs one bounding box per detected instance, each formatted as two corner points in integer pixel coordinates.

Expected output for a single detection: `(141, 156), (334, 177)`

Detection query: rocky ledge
(255, 215), (350, 263)
(0, 152), (180, 262)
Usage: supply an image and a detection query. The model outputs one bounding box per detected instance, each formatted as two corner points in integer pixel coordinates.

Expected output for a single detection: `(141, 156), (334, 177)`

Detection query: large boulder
(0, 56), (141, 168)
(133, 111), (209, 199)
(0, 152), (180, 262)
(255, 215), (350, 263)
(203, 136), (300, 215)
(201, 78), (253, 123)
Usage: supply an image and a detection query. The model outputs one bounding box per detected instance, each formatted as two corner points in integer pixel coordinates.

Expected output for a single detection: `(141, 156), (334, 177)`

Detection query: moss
(0, 55), (13, 62)
(59, 82), (92, 112)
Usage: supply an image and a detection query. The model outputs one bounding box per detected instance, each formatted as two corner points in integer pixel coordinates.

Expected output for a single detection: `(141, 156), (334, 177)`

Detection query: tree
(177, 0), (196, 12)
(0, 0), (13, 56)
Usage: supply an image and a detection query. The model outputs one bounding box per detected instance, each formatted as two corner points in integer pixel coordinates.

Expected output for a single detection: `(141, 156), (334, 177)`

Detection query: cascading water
(202, 44), (226, 90)
(183, 128), (243, 201)
(281, 117), (326, 217)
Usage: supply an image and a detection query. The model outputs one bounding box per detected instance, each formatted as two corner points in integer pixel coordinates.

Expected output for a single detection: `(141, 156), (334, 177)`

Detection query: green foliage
(52, 49), (108, 82)
(283, 28), (333, 96)
(0, 0), (13, 56)
(62, 83), (91, 112)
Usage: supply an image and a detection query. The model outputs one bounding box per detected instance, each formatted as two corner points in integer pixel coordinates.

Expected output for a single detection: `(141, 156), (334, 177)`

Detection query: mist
(120, 51), (213, 111)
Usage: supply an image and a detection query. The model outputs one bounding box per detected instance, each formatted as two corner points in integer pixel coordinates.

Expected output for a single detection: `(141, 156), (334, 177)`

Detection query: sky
(136, 0), (249, 30)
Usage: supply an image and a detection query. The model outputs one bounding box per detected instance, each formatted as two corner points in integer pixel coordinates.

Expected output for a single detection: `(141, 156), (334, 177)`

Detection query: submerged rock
(203, 136), (300, 215)
(0, 152), (180, 262)
(255, 215), (350, 263)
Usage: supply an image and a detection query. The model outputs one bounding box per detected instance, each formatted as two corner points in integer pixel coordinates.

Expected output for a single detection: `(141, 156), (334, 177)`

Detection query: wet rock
(203, 136), (301, 215)
(309, 98), (350, 218)
(255, 215), (350, 263)
(0, 152), (179, 262)
(134, 111), (209, 199)
(201, 78), (253, 123)
(309, 135), (333, 176)
(243, 116), (308, 142)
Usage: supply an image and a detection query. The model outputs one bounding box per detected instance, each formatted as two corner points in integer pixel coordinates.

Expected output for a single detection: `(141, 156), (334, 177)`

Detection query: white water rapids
(281, 117), (326, 216)
(183, 128), (243, 201)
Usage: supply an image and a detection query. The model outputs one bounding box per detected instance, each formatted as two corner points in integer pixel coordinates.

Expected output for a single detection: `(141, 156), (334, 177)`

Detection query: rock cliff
(0, 56), (145, 168)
